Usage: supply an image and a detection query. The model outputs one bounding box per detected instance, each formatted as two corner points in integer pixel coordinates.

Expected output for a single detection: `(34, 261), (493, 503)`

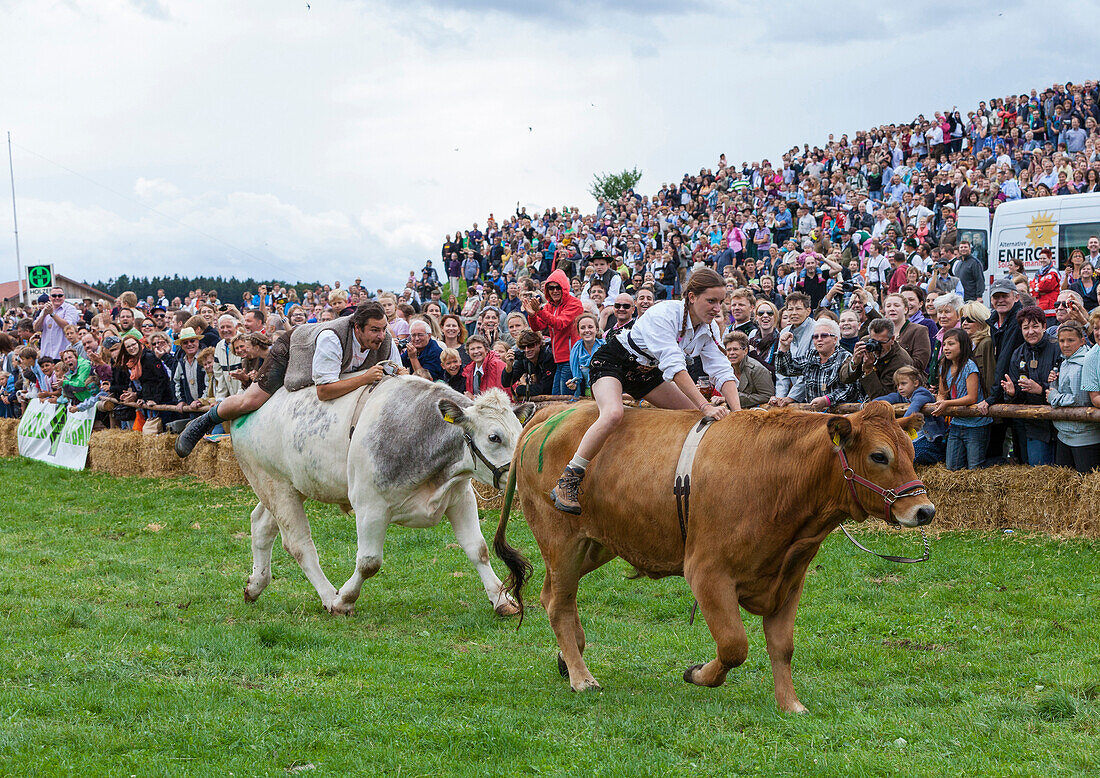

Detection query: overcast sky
(1, 0), (1095, 290)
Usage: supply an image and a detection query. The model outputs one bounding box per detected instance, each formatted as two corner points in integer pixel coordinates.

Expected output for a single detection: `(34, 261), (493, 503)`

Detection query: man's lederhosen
(254, 331), (292, 395)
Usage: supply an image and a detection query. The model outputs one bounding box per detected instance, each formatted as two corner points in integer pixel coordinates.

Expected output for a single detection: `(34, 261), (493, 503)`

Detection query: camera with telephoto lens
(841, 281), (856, 292)
(865, 338), (884, 357)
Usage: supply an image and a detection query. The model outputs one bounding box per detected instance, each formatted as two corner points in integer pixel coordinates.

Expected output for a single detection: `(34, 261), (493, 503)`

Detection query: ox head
(826, 400), (935, 528)
(438, 389), (535, 489)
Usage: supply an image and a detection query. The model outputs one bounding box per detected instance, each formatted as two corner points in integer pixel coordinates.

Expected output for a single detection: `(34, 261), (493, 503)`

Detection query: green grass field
(1, 458), (1097, 776)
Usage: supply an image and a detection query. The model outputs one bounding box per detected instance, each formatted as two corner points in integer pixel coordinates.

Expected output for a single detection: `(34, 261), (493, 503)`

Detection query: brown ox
(493, 400), (934, 712)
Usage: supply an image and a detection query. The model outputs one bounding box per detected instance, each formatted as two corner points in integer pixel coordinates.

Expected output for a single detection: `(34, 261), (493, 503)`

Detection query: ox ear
(898, 413), (923, 440)
(512, 402), (536, 425)
(438, 398), (466, 426)
(826, 415), (853, 449)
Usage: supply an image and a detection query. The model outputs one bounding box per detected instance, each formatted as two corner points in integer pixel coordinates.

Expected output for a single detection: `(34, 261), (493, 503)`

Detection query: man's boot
(175, 404), (222, 458)
(550, 465), (585, 515)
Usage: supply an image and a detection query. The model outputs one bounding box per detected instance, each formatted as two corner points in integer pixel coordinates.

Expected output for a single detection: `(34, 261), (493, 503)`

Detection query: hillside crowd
(5, 78), (1100, 471)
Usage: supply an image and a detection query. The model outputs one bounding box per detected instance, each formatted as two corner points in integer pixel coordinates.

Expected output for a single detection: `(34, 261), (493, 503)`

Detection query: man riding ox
(179, 300), (535, 616)
(175, 301), (403, 457)
(232, 376), (532, 615)
(494, 400), (934, 712)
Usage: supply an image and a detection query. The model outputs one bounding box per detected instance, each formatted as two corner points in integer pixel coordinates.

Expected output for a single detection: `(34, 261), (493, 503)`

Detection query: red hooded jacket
(1029, 263), (1061, 316)
(527, 268), (583, 364)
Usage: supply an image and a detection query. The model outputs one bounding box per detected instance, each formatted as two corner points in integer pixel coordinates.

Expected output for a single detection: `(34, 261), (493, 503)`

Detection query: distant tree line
(87, 275), (323, 304)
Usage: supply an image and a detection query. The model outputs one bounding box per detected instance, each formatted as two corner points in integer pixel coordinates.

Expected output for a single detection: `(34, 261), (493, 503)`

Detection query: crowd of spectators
(6, 79), (1100, 472)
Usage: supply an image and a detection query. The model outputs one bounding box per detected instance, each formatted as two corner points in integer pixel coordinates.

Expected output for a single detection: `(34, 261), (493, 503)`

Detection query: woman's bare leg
(642, 380), (697, 410)
(552, 376), (625, 514)
(573, 376), (627, 461)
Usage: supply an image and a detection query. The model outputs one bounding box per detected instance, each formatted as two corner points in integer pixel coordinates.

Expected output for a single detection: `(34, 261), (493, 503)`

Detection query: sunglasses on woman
(755, 309), (774, 316)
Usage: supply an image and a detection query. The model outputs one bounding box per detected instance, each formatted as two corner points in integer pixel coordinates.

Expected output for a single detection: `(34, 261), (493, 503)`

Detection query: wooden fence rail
(94, 395), (1100, 424)
(523, 396), (1100, 423)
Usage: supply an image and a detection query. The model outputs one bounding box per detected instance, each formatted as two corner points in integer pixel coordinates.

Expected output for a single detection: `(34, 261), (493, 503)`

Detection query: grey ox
(229, 375), (533, 615)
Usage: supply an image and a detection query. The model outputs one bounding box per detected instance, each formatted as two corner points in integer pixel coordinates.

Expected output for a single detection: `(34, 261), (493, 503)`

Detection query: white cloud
(16, 183), (369, 285)
(134, 177), (181, 200)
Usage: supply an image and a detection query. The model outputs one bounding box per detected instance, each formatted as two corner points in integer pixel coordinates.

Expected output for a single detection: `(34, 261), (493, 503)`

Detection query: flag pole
(8, 131), (25, 304)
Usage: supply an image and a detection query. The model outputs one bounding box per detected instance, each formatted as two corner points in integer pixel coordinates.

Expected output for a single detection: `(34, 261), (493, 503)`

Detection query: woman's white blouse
(616, 299), (737, 388)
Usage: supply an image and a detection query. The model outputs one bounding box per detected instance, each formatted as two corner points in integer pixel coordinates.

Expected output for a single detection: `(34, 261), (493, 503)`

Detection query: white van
(957, 192), (1100, 287)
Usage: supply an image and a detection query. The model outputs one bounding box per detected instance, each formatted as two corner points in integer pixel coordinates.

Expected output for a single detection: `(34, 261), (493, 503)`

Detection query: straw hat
(174, 327), (201, 345)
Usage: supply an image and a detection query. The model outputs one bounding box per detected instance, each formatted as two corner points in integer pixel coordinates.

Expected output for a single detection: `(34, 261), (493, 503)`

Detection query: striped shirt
(775, 346), (858, 406)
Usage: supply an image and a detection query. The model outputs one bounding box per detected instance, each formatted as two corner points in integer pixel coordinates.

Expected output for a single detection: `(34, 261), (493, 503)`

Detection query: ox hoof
(557, 652), (568, 678)
(683, 664), (704, 685)
(570, 677), (601, 693)
(494, 600), (520, 618)
(326, 600), (355, 616)
(781, 701), (809, 714)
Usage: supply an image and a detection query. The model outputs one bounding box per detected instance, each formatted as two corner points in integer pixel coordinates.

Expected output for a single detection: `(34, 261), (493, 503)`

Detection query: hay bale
(182, 437), (218, 482)
(88, 429), (142, 477)
(212, 438), (246, 487)
(139, 433), (184, 478)
(919, 464), (1099, 538)
(472, 481), (504, 512)
(0, 418), (17, 457)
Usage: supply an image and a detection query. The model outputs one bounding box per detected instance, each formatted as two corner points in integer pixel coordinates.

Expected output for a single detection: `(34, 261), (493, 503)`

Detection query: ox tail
(493, 462), (532, 627)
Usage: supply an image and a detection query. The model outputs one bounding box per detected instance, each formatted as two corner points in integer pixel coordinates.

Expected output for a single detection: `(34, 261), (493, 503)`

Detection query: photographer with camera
(838, 316), (913, 400)
(524, 269), (583, 395)
(400, 319), (444, 380)
(502, 329), (556, 399)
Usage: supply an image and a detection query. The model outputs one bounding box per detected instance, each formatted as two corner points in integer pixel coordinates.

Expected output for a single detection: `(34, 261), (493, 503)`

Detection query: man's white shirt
(312, 329), (401, 385)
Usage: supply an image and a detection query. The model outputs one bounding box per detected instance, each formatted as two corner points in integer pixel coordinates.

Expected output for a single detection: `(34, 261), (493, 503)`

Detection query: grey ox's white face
(438, 390), (534, 488)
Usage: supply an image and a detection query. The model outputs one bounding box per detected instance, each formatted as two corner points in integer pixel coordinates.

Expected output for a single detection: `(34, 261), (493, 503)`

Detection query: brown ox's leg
(763, 579), (808, 713)
(563, 543), (615, 668)
(683, 565), (748, 688)
(539, 567), (553, 612)
(546, 538), (602, 692)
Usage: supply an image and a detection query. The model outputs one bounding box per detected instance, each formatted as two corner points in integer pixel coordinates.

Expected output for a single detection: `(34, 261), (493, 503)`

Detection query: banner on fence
(16, 399), (95, 470)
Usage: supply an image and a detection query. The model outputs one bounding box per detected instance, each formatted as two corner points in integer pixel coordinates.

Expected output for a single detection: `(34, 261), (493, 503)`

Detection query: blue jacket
(873, 386), (946, 441)
(569, 337), (604, 388)
(173, 357), (207, 405)
(501, 295), (523, 315)
(402, 338), (444, 381)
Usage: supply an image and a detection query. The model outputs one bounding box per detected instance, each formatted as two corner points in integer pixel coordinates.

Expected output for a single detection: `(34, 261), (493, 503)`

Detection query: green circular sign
(28, 265), (52, 289)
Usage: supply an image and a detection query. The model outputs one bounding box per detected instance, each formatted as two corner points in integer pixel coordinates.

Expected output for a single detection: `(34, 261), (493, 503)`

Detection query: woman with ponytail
(551, 268), (741, 515)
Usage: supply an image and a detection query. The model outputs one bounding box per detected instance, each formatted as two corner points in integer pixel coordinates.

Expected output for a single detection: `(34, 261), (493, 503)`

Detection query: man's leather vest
(283, 316), (393, 392)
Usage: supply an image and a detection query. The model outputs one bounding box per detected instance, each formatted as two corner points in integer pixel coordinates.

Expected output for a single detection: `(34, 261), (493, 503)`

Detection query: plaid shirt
(775, 345), (858, 406)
